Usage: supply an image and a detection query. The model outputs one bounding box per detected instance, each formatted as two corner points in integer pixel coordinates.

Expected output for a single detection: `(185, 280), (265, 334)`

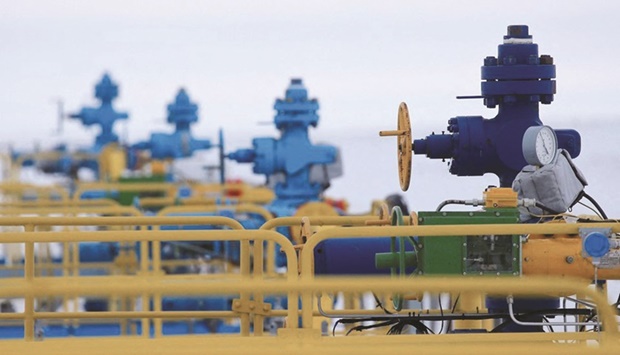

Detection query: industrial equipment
(131, 88), (213, 163)
(381, 25), (581, 187)
(227, 78), (342, 217)
(69, 73), (129, 151)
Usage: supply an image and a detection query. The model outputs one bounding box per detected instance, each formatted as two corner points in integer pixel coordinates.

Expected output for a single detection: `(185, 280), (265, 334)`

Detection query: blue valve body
(132, 89), (212, 160)
(228, 79), (337, 215)
(412, 25), (581, 187)
(69, 73), (129, 151)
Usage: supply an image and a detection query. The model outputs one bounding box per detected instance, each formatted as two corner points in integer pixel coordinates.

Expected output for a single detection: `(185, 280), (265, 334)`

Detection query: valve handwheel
(379, 102), (413, 191)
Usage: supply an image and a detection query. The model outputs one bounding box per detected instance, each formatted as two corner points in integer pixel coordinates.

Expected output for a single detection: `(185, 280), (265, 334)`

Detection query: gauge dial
(522, 125), (558, 166)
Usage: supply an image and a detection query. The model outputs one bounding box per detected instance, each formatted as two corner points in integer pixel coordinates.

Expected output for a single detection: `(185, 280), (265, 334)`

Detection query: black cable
(542, 317), (555, 333)
(450, 293), (461, 313)
(438, 295), (444, 334)
(581, 192), (608, 220)
(535, 202), (562, 215)
(345, 320), (397, 335)
(436, 200), (467, 212)
(372, 292), (393, 315)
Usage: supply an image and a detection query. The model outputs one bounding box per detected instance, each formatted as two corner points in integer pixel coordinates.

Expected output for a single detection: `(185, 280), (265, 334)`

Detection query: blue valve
(69, 73), (129, 151)
(411, 25), (581, 187)
(227, 78), (340, 215)
(131, 88), (212, 160)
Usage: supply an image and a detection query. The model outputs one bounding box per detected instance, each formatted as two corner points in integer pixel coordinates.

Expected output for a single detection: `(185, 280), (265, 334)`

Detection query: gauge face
(535, 127), (557, 165)
(522, 125), (558, 166)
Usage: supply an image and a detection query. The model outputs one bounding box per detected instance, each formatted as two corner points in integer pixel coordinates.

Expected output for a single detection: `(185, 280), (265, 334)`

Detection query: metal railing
(0, 216), (618, 353)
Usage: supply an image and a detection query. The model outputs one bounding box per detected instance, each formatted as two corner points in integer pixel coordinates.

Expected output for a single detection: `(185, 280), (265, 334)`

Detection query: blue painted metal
(69, 73), (128, 151)
(314, 238), (415, 275)
(412, 25), (581, 187)
(583, 231), (611, 258)
(227, 79), (338, 216)
(132, 88), (212, 160)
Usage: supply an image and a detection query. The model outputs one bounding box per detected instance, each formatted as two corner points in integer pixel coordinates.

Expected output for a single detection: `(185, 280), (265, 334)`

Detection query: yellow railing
(0, 199), (119, 209)
(0, 182), (69, 202)
(0, 217), (619, 353)
(0, 215), (297, 340)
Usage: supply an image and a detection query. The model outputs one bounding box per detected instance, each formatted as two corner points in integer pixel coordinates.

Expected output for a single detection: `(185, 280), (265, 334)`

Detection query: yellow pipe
(260, 216), (380, 231)
(0, 332), (614, 355)
(0, 199), (119, 209)
(157, 203), (274, 223)
(240, 239), (251, 336)
(253, 238), (265, 335)
(523, 237), (620, 279)
(23, 223), (35, 341)
(298, 223), (620, 329)
(0, 216), (244, 228)
(0, 205), (142, 217)
(0, 276), (615, 338)
(0, 311), (240, 320)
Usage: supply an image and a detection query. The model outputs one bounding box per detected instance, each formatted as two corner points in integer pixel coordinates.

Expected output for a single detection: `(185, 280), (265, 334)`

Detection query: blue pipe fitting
(583, 232), (611, 258)
(227, 78), (339, 213)
(69, 73), (129, 151)
(132, 88), (212, 160)
(412, 25), (581, 187)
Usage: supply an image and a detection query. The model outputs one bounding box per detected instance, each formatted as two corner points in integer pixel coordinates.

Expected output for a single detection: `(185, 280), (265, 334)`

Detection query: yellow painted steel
(299, 222), (620, 330)
(0, 216), (619, 353)
(0, 219), (298, 339)
(0, 333), (617, 355)
(523, 236), (620, 279)
(0, 182), (69, 201)
(260, 215), (381, 276)
(0, 198), (119, 209)
(483, 187), (518, 208)
(0, 276), (618, 353)
(290, 202), (340, 245)
(0, 205), (141, 217)
(98, 143), (127, 182)
(156, 203), (274, 222)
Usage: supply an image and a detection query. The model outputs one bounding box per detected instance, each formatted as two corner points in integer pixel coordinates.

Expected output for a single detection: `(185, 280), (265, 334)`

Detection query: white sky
(1, 1), (619, 144)
(1, 1), (619, 215)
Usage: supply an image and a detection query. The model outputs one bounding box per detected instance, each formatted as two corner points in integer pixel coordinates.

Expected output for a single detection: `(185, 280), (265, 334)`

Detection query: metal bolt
(524, 257), (529, 262)
(484, 56), (498, 66)
(540, 55), (554, 65)
(565, 256), (574, 264)
(503, 55), (517, 65)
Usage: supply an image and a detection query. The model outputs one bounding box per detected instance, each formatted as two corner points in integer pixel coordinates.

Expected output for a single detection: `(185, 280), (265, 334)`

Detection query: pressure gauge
(522, 125), (558, 166)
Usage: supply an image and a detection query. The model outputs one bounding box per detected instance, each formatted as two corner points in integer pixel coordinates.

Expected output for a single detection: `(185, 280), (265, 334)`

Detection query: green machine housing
(416, 209), (521, 276)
